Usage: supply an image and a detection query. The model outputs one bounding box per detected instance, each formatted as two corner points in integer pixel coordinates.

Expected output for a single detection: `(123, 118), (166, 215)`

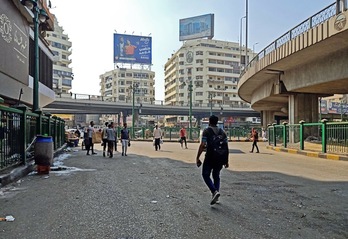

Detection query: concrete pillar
(261, 110), (275, 128)
(289, 93), (319, 124)
(289, 93), (320, 140)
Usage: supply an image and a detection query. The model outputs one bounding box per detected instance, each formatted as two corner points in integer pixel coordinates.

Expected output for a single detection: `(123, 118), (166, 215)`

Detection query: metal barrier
(0, 105), (65, 171)
(268, 121), (348, 155)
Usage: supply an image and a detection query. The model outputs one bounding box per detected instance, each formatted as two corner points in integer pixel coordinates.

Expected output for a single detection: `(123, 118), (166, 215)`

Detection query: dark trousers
(251, 140), (259, 152)
(202, 161), (223, 194)
(107, 140), (114, 157)
(180, 136), (187, 147)
(102, 139), (108, 152)
(154, 138), (161, 151)
(86, 138), (94, 153)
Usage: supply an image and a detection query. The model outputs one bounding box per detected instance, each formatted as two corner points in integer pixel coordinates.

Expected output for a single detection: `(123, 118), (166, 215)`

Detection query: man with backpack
(196, 115), (229, 205)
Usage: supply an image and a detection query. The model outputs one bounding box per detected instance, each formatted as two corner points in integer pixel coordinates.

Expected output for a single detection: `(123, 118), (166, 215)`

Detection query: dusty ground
(0, 141), (347, 239)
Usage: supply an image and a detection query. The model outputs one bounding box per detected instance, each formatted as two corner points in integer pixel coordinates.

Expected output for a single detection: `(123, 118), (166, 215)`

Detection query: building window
(196, 51), (203, 55)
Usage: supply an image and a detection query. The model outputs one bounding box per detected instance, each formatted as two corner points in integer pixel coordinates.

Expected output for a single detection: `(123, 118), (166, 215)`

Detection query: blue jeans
(202, 161), (223, 194)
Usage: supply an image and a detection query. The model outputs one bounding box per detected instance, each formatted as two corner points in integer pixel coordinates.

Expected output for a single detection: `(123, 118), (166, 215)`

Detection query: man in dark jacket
(196, 115), (229, 205)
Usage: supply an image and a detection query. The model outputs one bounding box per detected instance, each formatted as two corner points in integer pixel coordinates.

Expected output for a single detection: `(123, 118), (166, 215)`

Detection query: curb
(266, 145), (348, 161)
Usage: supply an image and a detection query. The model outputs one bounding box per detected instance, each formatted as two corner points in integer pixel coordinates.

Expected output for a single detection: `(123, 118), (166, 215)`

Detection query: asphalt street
(0, 141), (347, 239)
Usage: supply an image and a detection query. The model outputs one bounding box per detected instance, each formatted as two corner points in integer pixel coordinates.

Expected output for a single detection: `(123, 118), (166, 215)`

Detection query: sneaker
(210, 191), (220, 205)
(92, 152), (97, 155)
(122, 152), (124, 156)
(103, 152), (105, 157)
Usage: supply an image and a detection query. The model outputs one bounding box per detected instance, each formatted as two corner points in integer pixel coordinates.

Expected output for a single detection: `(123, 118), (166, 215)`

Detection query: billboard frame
(179, 13), (214, 41)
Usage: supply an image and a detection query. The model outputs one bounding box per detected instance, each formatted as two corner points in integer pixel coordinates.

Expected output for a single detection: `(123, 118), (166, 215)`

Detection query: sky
(50, 0), (335, 101)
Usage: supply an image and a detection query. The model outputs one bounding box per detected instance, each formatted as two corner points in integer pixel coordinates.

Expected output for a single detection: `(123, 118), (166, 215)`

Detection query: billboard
(179, 14), (214, 41)
(113, 34), (152, 64)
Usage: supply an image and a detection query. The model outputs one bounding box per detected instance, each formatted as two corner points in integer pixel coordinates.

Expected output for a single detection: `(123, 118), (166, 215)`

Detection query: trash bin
(34, 136), (53, 174)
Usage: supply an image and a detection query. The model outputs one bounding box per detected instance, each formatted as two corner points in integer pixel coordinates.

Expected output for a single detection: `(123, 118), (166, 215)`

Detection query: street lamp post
(240, 16), (246, 66)
(131, 82), (139, 138)
(245, 0), (249, 65)
(209, 92), (216, 116)
(253, 42), (259, 53)
(21, 0), (49, 112)
(188, 80), (193, 140)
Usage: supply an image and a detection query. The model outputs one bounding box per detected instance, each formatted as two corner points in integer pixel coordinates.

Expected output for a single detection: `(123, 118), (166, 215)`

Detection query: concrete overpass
(43, 93), (260, 118)
(238, 2), (348, 126)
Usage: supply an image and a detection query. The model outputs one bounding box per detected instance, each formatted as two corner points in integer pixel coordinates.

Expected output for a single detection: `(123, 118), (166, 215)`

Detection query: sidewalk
(266, 145), (348, 161)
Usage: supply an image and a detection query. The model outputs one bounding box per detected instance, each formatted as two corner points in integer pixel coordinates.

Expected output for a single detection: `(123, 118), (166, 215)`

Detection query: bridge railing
(268, 121), (348, 155)
(242, 2), (336, 77)
(56, 92), (252, 109)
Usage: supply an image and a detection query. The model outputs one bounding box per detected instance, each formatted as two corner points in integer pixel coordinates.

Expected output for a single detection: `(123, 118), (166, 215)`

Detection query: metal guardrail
(242, 3), (336, 76)
(268, 121), (348, 155)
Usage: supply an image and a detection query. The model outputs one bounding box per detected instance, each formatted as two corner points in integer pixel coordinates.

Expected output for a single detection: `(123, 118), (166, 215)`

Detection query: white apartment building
(164, 38), (254, 123)
(45, 16), (73, 94)
(99, 67), (155, 104)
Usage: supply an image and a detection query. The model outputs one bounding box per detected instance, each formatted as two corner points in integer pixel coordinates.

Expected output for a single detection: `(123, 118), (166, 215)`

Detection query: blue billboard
(179, 14), (214, 41)
(113, 34), (152, 64)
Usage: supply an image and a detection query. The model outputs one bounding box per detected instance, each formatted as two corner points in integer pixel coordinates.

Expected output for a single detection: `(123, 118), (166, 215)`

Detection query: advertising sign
(113, 34), (152, 64)
(0, 1), (29, 85)
(329, 101), (348, 114)
(179, 14), (214, 41)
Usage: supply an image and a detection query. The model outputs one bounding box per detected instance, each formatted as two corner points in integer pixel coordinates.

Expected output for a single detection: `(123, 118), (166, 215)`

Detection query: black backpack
(206, 127), (229, 164)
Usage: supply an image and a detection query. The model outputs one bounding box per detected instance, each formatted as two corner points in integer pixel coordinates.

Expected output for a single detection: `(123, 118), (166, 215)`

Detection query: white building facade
(165, 39), (253, 107)
(45, 17), (73, 94)
(99, 67), (155, 104)
(164, 39), (254, 124)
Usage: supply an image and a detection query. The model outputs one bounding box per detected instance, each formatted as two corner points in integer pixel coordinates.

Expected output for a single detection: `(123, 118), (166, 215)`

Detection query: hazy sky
(50, 0), (335, 100)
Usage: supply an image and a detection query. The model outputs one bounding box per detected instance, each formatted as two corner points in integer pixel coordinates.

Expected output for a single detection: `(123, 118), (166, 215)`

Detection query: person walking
(102, 122), (109, 157)
(106, 122), (116, 158)
(196, 115), (229, 205)
(179, 126), (188, 149)
(120, 123), (130, 156)
(153, 125), (162, 151)
(250, 128), (260, 153)
(86, 121), (97, 155)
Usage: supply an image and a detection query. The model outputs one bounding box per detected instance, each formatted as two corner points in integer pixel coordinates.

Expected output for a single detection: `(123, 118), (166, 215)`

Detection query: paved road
(0, 141), (347, 239)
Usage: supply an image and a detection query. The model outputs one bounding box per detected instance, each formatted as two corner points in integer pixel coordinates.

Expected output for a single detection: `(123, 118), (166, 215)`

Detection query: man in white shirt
(153, 125), (162, 151)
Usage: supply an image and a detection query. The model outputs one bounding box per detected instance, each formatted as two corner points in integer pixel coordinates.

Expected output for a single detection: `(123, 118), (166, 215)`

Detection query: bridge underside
(239, 9), (348, 126)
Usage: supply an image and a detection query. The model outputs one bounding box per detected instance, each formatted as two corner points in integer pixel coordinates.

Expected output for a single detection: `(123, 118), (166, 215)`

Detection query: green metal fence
(129, 126), (261, 141)
(0, 105), (65, 171)
(268, 121), (348, 155)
